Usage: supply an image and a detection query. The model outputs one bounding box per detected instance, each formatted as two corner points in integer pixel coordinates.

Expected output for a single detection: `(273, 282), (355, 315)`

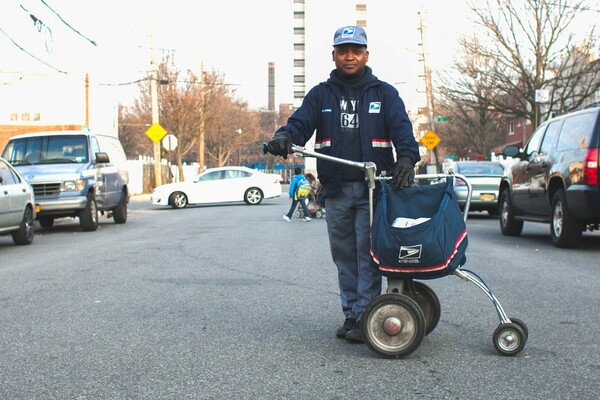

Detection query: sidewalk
(130, 193), (151, 203)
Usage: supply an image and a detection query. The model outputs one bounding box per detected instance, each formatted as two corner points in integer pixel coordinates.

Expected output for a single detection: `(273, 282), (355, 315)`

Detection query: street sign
(421, 130), (441, 150)
(434, 116), (448, 123)
(535, 89), (549, 103)
(162, 134), (178, 151)
(145, 123), (167, 143)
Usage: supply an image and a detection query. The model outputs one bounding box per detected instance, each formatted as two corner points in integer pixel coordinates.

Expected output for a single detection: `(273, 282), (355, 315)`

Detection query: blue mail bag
(370, 179), (468, 279)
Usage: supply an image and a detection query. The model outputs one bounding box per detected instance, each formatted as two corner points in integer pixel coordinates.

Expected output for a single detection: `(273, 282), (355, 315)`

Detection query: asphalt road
(1, 192), (599, 399)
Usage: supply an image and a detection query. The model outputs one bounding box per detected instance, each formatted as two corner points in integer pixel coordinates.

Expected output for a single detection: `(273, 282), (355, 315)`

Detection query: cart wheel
(508, 317), (528, 341)
(493, 322), (527, 356)
(402, 281), (441, 336)
(295, 209), (303, 218)
(361, 294), (425, 358)
(316, 210), (323, 219)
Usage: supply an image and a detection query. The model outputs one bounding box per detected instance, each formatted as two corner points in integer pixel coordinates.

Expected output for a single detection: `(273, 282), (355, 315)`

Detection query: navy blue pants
(286, 197), (310, 219)
(325, 181), (382, 321)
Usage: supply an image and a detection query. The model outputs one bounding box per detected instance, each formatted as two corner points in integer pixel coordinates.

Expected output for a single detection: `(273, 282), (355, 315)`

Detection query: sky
(1, 0), (598, 113)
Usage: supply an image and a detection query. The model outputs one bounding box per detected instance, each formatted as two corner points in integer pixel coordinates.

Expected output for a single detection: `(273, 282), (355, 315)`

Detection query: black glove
(266, 130), (293, 159)
(390, 155), (415, 189)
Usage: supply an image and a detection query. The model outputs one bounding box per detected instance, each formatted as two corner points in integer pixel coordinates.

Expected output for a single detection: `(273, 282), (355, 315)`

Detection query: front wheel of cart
(493, 322), (527, 356)
(362, 294), (425, 358)
(402, 281), (440, 335)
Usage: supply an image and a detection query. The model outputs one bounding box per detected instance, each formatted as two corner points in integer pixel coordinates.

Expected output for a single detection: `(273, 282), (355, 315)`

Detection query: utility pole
(417, 8), (438, 172)
(198, 63), (205, 171)
(150, 48), (162, 186)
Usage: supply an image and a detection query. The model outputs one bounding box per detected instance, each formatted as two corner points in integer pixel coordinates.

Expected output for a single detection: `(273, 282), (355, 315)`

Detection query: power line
(0, 26), (66, 73)
(38, 0), (97, 46)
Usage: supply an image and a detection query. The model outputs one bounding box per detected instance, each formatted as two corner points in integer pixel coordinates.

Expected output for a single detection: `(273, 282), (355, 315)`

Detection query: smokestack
(293, 0), (305, 110)
(268, 62), (275, 111)
(356, 3), (367, 27)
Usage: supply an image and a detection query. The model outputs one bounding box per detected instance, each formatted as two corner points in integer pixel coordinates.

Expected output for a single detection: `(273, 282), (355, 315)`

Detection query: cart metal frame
(288, 144), (528, 357)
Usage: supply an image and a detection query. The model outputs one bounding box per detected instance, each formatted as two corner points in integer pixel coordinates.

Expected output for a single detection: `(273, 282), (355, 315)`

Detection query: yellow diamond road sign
(421, 130), (440, 150)
(146, 123), (167, 143)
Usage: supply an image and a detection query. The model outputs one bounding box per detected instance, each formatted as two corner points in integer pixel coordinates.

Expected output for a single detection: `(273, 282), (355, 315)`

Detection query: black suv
(499, 103), (600, 247)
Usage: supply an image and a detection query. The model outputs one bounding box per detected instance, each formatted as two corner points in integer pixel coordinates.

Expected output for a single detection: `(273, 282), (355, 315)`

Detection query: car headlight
(61, 179), (85, 192)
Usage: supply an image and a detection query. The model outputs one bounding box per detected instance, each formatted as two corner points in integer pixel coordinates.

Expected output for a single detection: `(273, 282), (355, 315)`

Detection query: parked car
(444, 160), (505, 216)
(151, 166), (282, 209)
(2, 130), (130, 231)
(499, 103), (600, 247)
(0, 156), (35, 245)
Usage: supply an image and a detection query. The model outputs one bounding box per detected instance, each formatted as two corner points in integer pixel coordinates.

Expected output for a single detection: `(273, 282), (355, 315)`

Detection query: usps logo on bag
(369, 102), (381, 113)
(399, 244), (422, 262)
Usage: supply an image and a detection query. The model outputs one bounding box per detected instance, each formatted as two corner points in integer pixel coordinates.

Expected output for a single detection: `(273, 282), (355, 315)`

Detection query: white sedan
(151, 166), (282, 209)
(0, 156), (36, 245)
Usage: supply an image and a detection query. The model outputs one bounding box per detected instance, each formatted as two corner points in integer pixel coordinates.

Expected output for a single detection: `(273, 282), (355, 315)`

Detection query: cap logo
(342, 27), (356, 38)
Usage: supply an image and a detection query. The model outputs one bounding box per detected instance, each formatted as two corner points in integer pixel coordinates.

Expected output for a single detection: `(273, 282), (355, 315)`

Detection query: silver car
(445, 161), (505, 216)
(0, 156), (36, 245)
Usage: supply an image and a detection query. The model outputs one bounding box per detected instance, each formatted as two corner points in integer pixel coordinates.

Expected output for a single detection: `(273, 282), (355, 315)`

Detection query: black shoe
(335, 318), (356, 339)
(345, 319), (364, 343)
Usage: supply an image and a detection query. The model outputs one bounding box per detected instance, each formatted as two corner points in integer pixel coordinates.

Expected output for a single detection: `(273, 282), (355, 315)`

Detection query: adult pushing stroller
(295, 176), (326, 219)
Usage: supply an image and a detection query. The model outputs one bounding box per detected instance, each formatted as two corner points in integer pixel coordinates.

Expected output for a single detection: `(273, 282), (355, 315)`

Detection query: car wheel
(11, 206), (35, 245)
(551, 189), (582, 248)
(112, 189), (128, 224)
(79, 192), (99, 231)
(500, 188), (523, 236)
(244, 187), (263, 205)
(38, 216), (54, 228)
(169, 192), (188, 209)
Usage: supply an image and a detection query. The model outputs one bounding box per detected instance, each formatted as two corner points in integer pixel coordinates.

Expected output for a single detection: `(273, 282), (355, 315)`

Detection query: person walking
(266, 25), (420, 343)
(283, 167), (312, 222)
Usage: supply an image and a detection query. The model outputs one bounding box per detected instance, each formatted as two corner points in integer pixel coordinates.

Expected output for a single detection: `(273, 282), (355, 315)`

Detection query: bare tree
(201, 71), (261, 167)
(437, 37), (507, 158)
(120, 58), (265, 178)
(464, 0), (600, 128)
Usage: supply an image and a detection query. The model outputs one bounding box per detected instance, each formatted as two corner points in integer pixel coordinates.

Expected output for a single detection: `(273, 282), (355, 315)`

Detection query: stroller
(295, 180), (326, 219)
(280, 144), (528, 358)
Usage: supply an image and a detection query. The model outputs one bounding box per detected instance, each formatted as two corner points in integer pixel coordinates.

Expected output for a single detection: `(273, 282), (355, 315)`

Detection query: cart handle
(263, 143), (473, 222)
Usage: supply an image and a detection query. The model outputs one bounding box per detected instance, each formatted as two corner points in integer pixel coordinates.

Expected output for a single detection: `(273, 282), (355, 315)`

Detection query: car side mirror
(95, 152), (110, 164)
(503, 145), (521, 159)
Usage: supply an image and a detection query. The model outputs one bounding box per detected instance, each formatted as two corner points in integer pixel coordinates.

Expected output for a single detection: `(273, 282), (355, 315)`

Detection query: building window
(294, 43), (305, 51)
(21, 112), (30, 121)
(10, 113), (18, 121)
(294, 11), (304, 19)
(508, 118), (515, 135)
(294, 91), (305, 98)
(33, 112), (41, 121)
(294, 59), (305, 67)
(293, 27), (305, 35)
(294, 75), (305, 83)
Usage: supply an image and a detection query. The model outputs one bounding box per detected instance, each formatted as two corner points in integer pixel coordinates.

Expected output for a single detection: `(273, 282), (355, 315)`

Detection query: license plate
(480, 193), (495, 201)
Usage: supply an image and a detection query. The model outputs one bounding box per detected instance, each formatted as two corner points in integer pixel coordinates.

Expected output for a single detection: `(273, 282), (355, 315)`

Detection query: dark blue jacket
(278, 72), (420, 198)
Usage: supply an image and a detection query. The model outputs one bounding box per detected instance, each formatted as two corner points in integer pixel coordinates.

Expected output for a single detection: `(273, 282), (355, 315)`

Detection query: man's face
(332, 45), (369, 77)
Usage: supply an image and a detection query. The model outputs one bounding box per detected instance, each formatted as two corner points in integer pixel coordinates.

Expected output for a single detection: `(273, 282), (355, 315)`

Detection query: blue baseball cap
(333, 26), (368, 47)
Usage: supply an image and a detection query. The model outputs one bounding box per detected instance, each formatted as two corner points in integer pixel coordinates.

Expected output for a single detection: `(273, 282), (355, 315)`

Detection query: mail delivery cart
(278, 144), (528, 358)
